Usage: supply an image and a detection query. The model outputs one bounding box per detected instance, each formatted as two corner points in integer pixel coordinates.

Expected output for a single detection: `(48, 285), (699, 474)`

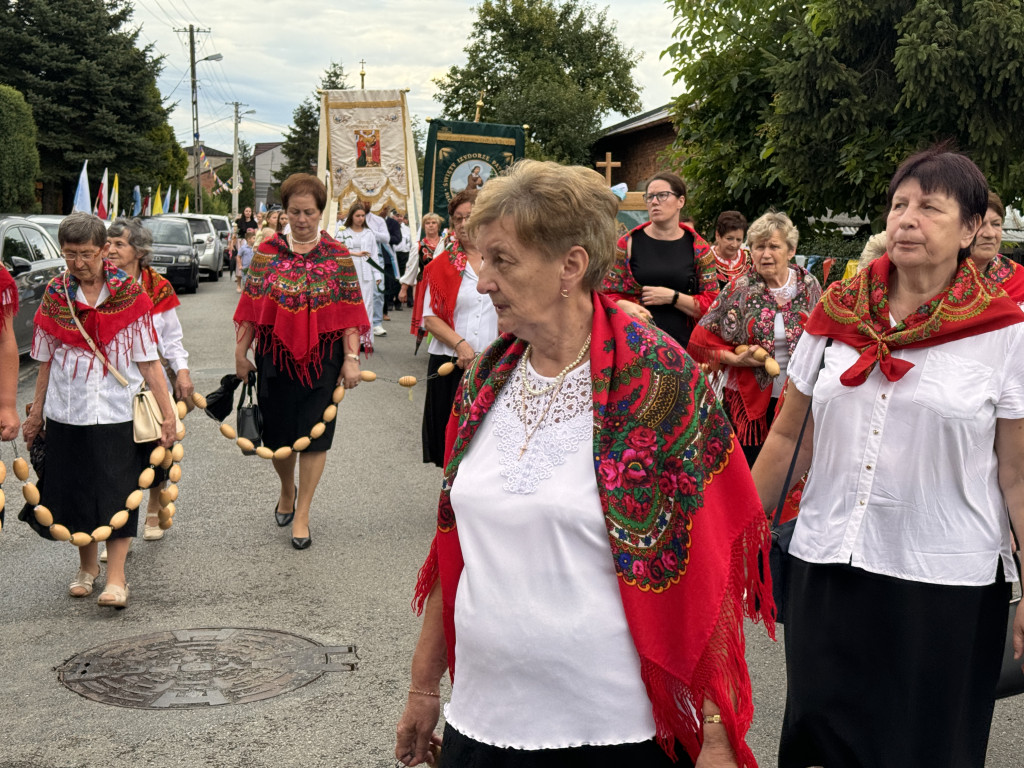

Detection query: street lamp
(186, 25), (223, 213)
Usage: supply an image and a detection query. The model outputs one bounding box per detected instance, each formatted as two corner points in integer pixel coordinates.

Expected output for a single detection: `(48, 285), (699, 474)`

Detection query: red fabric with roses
(415, 292), (774, 766)
(983, 254), (1024, 304)
(233, 232), (370, 385)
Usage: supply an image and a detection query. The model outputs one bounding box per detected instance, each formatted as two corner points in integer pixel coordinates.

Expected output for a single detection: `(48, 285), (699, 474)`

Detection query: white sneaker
(373, 325), (387, 336)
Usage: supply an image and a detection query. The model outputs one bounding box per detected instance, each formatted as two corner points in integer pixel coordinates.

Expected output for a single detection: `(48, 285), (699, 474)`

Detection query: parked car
(139, 216), (200, 294)
(208, 214), (231, 272)
(0, 216), (67, 353)
(165, 214), (221, 281)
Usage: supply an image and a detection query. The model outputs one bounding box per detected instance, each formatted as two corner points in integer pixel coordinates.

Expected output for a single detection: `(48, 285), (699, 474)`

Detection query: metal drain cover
(57, 628), (357, 709)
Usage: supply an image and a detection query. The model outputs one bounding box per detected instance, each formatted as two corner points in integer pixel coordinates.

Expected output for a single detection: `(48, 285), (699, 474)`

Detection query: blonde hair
(747, 210), (799, 253)
(421, 212), (444, 230)
(858, 232), (887, 271)
(466, 159), (618, 290)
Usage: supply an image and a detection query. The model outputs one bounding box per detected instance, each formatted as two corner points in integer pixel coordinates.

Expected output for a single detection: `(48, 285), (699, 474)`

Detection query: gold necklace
(518, 333), (592, 458)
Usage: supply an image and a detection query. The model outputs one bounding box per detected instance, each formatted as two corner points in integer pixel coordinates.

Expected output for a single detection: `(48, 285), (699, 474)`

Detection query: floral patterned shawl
(0, 266), (18, 328)
(410, 238), (466, 336)
(982, 254), (1024, 304)
(234, 232), (370, 385)
(688, 265), (821, 445)
(803, 254), (1023, 386)
(140, 266), (180, 315)
(414, 292), (773, 766)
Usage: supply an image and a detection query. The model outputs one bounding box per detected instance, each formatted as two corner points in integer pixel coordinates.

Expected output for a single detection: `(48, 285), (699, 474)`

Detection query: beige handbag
(62, 275), (182, 443)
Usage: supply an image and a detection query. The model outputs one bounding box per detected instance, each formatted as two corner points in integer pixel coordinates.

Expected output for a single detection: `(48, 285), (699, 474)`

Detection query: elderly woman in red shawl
(601, 171), (718, 348)
(234, 173), (369, 550)
(395, 160), (773, 768)
(972, 190), (1024, 303)
(0, 250), (19, 530)
(688, 212), (822, 467)
(20, 213), (176, 610)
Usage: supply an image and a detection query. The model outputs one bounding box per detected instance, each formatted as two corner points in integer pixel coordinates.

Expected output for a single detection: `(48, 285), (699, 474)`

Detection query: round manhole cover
(57, 628), (357, 709)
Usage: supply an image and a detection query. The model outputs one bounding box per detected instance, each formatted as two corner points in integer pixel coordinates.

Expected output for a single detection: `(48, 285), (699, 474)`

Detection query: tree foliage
(434, 0), (642, 164)
(275, 61), (349, 186)
(0, 84), (40, 211)
(0, 0), (187, 212)
(666, 0), (1024, 230)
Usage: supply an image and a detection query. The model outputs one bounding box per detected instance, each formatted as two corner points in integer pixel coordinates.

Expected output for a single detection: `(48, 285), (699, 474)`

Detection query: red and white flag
(93, 167), (108, 219)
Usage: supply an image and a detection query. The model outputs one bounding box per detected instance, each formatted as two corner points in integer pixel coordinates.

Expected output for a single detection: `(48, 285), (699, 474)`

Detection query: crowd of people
(4, 148), (1024, 767)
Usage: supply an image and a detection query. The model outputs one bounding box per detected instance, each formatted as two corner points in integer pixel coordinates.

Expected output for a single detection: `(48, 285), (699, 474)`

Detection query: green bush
(801, 232), (868, 288)
(0, 85), (40, 212)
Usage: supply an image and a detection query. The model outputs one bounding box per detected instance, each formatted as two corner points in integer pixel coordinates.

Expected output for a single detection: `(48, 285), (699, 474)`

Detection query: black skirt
(256, 336), (343, 453)
(780, 557), (1009, 768)
(439, 723), (691, 768)
(421, 353), (464, 468)
(20, 420), (148, 540)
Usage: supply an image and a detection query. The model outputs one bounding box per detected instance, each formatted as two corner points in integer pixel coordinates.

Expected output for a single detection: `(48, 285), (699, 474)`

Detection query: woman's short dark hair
(280, 173), (327, 212)
(58, 213), (108, 248)
(645, 171), (687, 198)
(716, 210), (748, 237)
(888, 147), (987, 229)
(107, 217), (154, 267)
(988, 190), (1006, 220)
(343, 201), (369, 229)
(448, 189), (478, 217)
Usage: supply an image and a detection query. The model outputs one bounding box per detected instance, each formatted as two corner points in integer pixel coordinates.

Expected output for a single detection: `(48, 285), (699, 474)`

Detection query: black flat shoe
(291, 534), (311, 550)
(275, 495), (296, 527)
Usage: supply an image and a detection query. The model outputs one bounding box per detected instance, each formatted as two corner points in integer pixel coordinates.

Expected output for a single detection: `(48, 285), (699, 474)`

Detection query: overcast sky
(130, 0), (680, 155)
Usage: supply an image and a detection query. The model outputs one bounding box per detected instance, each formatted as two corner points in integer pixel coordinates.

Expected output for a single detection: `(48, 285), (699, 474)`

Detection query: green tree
(0, 0), (186, 212)
(0, 84), (40, 212)
(666, 0), (1024, 230)
(434, 0), (642, 164)
(275, 61), (349, 185)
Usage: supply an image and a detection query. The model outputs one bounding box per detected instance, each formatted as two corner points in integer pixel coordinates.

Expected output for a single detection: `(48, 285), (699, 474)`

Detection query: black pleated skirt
(256, 337), (343, 453)
(439, 723), (690, 768)
(20, 420), (148, 540)
(421, 353), (464, 468)
(780, 557), (1009, 768)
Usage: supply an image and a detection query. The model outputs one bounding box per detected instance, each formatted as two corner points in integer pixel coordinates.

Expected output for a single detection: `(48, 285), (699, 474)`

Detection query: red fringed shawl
(413, 293), (773, 766)
(233, 232), (370, 385)
(803, 254), (1023, 386)
(688, 266), (821, 446)
(982, 254), (1024, 304)
(410, 239), (466, 336)
(0, 266), (18, 329)
(141, 266), (180, 315)
(602, 221), (719, 316)
(34, 261), (155, 371)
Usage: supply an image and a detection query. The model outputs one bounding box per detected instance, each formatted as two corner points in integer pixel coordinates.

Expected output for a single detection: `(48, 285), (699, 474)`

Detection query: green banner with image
(421, 120), (525, 226)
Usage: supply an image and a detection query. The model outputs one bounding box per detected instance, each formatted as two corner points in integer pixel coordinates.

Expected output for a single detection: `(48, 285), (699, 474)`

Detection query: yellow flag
(153, 184), (164, 215)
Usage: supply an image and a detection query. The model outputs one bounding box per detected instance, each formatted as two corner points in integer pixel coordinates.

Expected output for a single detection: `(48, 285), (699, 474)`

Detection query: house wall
(592, 122), (677, 191)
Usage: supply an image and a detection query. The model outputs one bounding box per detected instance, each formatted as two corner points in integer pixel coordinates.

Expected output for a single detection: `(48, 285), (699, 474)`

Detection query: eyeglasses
(642, 191), (680, 204)
(452, 215), (471, 225)
(62, 251), (103, 264)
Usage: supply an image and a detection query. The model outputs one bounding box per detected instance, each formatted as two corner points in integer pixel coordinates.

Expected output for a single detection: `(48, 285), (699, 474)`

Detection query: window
(22, 226), (56, 261)
(142, 219), (191, 246)
(2, 228), (31, 269)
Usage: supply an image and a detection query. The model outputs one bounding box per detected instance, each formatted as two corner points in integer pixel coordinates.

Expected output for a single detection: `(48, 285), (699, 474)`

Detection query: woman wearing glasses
(601, 172), (717, 347)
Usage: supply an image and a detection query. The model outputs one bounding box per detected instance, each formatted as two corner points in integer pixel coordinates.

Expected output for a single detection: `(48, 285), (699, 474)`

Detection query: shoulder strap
(63, 273), (131, 389)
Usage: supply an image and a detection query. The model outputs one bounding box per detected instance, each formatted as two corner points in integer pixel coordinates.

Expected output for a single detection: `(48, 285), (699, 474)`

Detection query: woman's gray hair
(747, 210), (799, 253)
(58, 212), (108, 247)
(107, 217), (154, 267)
(857, 232), (888, 271)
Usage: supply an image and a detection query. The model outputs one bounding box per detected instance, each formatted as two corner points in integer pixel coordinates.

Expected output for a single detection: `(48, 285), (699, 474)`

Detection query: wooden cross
(595, 152), (621, 185)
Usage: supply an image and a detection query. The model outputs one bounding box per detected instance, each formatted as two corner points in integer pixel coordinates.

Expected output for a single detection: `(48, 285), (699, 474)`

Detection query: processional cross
(595, 152), (621, 185)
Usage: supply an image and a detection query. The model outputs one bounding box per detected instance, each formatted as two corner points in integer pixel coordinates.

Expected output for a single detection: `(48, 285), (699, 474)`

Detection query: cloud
(132, 0), (678, 153)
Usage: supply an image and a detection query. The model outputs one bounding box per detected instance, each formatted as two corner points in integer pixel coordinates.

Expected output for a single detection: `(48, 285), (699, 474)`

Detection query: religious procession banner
(422, 119), (525, 224)
(318, 89), (421, 234)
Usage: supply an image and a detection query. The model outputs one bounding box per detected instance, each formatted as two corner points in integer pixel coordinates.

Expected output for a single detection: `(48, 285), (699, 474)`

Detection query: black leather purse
(235, 372), (262, 455)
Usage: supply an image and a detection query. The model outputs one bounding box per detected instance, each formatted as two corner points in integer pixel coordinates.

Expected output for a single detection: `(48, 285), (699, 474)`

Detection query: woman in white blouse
(107, 218), (193, 541)
(753, 147), (1024, 768)
(337, 202), (382, 335)
(21, 214), (176, 610)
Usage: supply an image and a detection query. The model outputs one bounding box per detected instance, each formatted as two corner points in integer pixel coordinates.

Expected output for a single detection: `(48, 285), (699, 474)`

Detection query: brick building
(591, 105), (675, 191)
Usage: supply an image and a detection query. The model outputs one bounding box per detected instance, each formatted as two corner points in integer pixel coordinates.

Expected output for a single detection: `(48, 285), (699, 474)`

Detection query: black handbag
(996, 552), (1024, 698)
(235, 372), (262, 455)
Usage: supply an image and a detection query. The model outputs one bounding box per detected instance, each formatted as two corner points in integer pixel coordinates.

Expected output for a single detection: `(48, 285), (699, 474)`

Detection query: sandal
(97, 583), (129, 609)
(69, 568), (99, 598)
(144, 514), (164, 541)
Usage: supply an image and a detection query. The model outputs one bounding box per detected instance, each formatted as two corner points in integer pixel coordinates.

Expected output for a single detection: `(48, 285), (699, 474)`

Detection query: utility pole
(227, 101), (253, 219)
(176, 24), (220, 214)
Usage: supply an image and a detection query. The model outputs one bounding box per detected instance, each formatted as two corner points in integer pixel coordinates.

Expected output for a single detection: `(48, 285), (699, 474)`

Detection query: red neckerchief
(410, 238), (466, 337)
(233, 232), (370, 384)
(803, 253), (1023, 385)
(0, 266), (18, 329)
(413, 293), (772, 766)
(141, 266), (180, 314)
(982, 254), (1024, 303)
(712, 245), (751, 284)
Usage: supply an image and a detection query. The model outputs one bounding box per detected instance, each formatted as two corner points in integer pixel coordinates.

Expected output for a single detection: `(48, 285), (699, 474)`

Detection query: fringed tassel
(245, 326), (350, 387)
(723, 387), (767, 446)
(412, 537), (439, 615)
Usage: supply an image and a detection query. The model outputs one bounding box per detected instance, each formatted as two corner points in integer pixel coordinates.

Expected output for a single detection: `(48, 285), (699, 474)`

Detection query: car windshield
(210, 218), (228, 233)
(185, 218), (212, 235)
(142, 219), (191, 246)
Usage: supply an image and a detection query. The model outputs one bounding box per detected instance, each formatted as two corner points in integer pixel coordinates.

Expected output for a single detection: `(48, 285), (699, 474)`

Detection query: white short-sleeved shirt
(787, 322), (1024, 586)
(421, 262), (498, 357)
(32, 283), (159, 425)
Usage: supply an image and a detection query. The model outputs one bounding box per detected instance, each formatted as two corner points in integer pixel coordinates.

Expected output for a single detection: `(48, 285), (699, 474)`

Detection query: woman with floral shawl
(395, 161), (773, 768)
(972, 190), (1024, 304)
(234, 174), (369, 550)
(689, 212), (821, 467)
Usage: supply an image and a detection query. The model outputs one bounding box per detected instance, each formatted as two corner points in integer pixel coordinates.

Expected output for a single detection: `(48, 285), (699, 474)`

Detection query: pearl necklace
(290, 233), (321, 246)
(518, 333), (592, 458)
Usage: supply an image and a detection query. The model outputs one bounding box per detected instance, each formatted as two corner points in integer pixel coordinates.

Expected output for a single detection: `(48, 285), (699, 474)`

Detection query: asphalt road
(0, 275), (1022, 767)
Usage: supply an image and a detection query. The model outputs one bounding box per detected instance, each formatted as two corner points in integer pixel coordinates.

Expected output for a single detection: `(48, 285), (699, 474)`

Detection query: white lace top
(445, 359), (656, 748)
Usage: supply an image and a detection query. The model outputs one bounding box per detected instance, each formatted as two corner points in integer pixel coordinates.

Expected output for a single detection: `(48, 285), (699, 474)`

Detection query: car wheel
(184, 268), (199, 294)
(210, 264), (220, 282)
